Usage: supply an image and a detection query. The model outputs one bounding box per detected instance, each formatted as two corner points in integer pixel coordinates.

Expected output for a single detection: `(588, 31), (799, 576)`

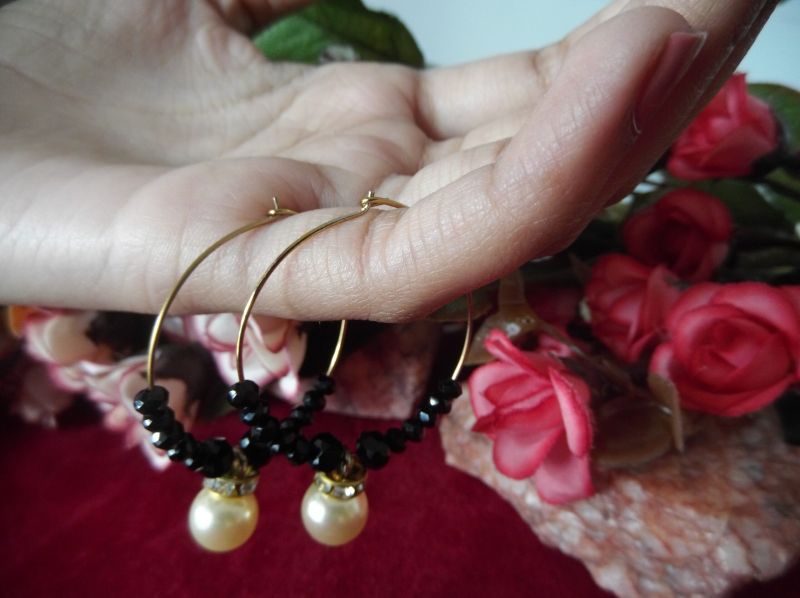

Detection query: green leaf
(722, 245), (800, 284)
(775, 389), (800, 446)
(253, 0), (424, 67)
(759, 169), (800, 224)
(691, 178), (791, 228)
(749, 83), (800, 154)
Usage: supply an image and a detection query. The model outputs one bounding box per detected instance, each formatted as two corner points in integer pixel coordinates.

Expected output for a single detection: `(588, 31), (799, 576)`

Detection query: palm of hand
(0, 0), (775, 321)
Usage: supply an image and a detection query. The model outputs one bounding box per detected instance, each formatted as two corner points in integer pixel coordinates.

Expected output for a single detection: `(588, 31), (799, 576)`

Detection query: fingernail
(633, 30), (707, 133)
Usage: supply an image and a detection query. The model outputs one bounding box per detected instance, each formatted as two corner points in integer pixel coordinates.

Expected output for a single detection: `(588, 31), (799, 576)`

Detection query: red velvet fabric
(0, 401), (797, 598)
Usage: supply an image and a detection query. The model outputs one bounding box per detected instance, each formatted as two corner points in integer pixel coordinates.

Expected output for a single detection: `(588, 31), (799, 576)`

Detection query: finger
(0, 157), (346, 313)
(209, 0), (313, 35)
(600, 0), (777, 201)
(417, 46), (562, 140)
(416, 0), (770, 142)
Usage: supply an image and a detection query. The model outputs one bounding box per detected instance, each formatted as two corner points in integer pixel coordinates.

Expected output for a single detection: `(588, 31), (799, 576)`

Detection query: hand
(0, 0), (777, 321)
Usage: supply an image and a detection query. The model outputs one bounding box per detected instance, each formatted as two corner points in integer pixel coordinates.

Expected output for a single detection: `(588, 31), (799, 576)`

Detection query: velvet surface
(0, 401), (797, 598)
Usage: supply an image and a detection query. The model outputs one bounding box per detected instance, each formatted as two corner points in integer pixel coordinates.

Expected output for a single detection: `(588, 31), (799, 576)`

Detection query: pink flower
(585, 255), (682, 363)
(23, 310), (106, 367)
(667, 73), (779, 180)
(650, 283), (800, 416)
(167, 313), (306, 399)
(12, 363), (75, 428)
(623, 189), (733, 282)
(469, 330), (594, 505)
(81, 355), (197, 470)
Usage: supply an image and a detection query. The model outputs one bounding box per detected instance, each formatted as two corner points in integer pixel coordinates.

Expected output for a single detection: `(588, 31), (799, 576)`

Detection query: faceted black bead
(384, 428), (406, 453)
(250, 416), (279, 443)
(133, 386), (168, 416)
(423, 394), (452, 415)
(286, 436), (314, 465)
(239, 436), (272, 469)
(314, 374), (335, 395)
(151, 421), (185, 450)
(356, 431), (390, 470)
(276, 428), (299, 454)
(435, 379), (462, 400)
(184, 441), (208, 471)
(310, 433), (345, 472)
(288, 406), (312, 427)
(201, 438), (234, 478)
(167, 435), (198, 462)
(280, 418), (299, 433)
(142, 407), (175, 432)
(227, 380), (260, 410)
(302, 389), (326, 412)
(402, 419), (424, 442)
(240, 404), (270, 427)
(416, 405), (437, 428)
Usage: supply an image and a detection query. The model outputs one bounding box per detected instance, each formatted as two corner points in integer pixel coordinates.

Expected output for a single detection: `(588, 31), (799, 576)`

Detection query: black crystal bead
(286, 436), (314, 465)
(288, 406), (312, 427)
(384, 427), (406, 453)
(142, 407), (175, 432)
(416, 405), (437, 428)
(151, 421), (185, 450)
(167, 435), (198, 462)
(133, 386), (168, 416)
(302, 389), (326, 412)
(227, 380), (260, 410)
(280, 418), (299, 433)
(200, 438), (234, 478)
(239, 436), (272, 469)
(435, 379), (462, 400)
(275, 428), (299, 454)
(310, 433), (345, 472)
(250, 416), (280, 443)
(184, 441), (208, 471)
(314, 374), (335, 395)
(240, 404), (270, 427)
(402, 419), (424, 442)
(424, 394), (452, 415)
(356, 431), (390, 469)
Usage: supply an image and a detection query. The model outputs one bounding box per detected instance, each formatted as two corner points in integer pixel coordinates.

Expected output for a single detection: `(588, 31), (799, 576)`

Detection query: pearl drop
(301, 483), (368, 546)
(188, 488), (258, 552)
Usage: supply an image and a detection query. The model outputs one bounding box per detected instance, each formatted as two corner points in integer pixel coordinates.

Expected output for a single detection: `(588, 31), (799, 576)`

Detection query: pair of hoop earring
(133, 192), (473, 552)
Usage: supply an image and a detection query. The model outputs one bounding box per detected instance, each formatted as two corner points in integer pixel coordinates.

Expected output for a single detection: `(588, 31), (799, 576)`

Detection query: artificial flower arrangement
(463, 72), (800, 504)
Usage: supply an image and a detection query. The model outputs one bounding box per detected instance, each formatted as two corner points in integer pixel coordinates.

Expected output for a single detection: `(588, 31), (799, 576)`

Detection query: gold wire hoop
(145, 199), (296, 389)
(235, 192), (473, 384)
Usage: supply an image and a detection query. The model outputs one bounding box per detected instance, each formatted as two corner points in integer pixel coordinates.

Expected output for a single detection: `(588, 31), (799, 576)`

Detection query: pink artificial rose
(82, 355), (196, 470)
(667, 73), (779, 180)
(12, 363), (75, 428)
(650, 283), (800, 416)
(23, 310), (105, 367)
(585, 255), (682, 363)
(469, 330), (594, 505)
(623, 189), (733, 282)
(168, 313), (306, 399)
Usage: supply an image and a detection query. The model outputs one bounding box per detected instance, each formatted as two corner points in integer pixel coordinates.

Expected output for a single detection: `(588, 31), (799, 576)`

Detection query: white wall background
(367, 0), (800, 87)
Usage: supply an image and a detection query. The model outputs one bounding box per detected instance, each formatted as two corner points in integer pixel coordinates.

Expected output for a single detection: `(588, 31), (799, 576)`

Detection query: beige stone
(440, 395), (800, 598)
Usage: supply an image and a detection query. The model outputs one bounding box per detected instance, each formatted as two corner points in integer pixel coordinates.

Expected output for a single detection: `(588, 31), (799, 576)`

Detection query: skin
(0, 0), (778, 322)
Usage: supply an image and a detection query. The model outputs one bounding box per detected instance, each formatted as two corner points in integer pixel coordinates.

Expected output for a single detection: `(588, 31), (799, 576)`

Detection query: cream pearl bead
(301, 484), (368, 546)
(188, 488), (259, 552)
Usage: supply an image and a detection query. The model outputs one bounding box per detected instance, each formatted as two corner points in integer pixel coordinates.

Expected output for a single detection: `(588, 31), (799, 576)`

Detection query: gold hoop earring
(135, 199), (298, 552)
(233, 191), (473, 546)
